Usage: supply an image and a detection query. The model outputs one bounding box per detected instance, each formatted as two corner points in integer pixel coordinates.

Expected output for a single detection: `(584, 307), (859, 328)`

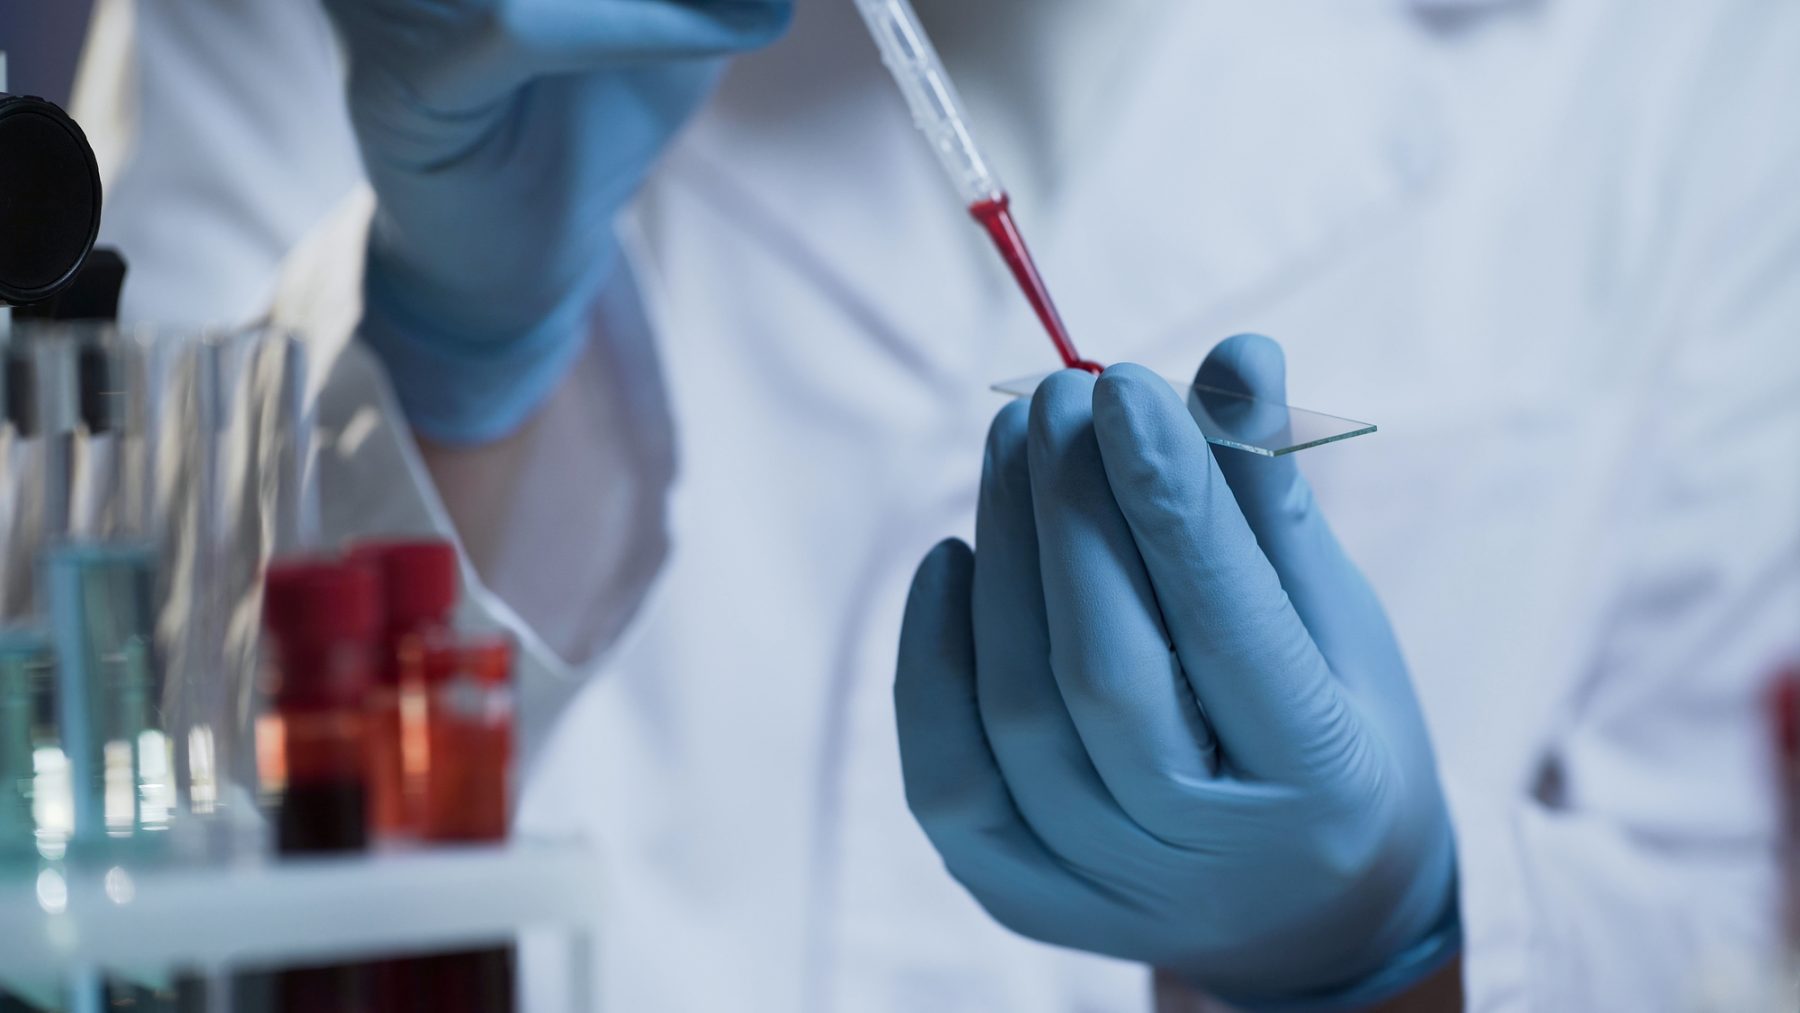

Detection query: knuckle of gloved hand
(1299, 768), (1401, 878)
(1030, 431), (1105, 508)
(1304, 823), (1394, 894)
(1092, 362), (1162, 414)
(974, 691), (1060, 747)
(1061, 643), (1165, 716)
(1129, 793), (1214, 850)
(1101, 422), (1177, 505)
(1095, 381), (1192, 489)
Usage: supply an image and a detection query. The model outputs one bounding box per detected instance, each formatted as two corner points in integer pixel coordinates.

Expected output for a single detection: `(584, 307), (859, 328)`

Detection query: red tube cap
(349, 539), (459, 630)
(263, 558), (380, 644)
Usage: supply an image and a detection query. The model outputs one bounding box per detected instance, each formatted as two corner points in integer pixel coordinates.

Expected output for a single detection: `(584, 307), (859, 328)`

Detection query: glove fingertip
(1028, 369), (1098, 426)
(899, 539), (975, 668)
(986, 398), (1032, 463)
(1091, 361), (1214, 475)
(1093, 362), (1189, 430)
(1024, 370), (1101, 487)
(895, 538), (998, 835)
(1091, 361), (1179, 431)
(1197, 333), (1288, 403)
(906, 538), (975, 615)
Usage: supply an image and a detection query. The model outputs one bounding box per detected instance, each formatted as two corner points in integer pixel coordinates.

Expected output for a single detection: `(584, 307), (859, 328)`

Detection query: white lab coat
(81, 0), (1800, 1009)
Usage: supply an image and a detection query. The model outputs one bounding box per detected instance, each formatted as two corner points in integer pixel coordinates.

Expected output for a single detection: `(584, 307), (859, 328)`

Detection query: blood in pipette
(969, 194), (1103, 374)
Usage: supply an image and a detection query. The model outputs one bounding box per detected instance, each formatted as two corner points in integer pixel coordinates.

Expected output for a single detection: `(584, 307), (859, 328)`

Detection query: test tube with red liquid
(419, 635), (513, 843)
(259, 559), (382, 1012)
(411, 635), (518, 1013)
(261, 560), (379, 854)
(353, 540), (518, 1013)
(351, 538), (461, 839)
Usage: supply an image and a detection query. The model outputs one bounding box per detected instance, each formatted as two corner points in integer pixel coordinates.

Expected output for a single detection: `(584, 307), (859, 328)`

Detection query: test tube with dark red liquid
(405, 635), (517, 1013)
(258, 560), (380, 1012)
(375, 634), (519, 1013)
(350, 539), (459, 840)
(261, 560), (378, 853)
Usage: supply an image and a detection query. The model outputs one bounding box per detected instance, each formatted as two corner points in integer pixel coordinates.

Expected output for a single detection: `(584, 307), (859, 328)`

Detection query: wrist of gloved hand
(358, 232), (618, 445)
(1208, 887), (1462, 1013)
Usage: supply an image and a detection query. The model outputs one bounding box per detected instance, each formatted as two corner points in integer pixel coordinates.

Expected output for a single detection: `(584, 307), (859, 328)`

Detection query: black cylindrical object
(0, 93), (102, 307)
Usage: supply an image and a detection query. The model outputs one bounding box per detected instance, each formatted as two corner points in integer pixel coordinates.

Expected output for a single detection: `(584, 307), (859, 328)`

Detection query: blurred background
(0, 0), (92, 104)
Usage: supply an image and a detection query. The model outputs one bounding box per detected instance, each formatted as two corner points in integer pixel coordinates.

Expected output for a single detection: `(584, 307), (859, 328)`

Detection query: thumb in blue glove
(896, 334), (1460, 1009)
(320, 0), (792, 443)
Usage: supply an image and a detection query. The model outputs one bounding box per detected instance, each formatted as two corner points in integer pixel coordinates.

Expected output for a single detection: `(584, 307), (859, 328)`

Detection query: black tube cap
(12, 247), (128, 322)
(0, 93), (103, 307)
(3, 340), (37, 436)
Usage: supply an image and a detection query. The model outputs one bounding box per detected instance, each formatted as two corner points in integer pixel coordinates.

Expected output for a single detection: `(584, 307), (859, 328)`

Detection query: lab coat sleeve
(86, 0), (677, 674)
(1453, 10), (1800, 1007)
(445, 212), (680, 671)
(266, 187), (677, 773)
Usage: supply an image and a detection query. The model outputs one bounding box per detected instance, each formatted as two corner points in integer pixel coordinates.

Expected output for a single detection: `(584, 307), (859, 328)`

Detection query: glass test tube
(260, 559), (379, 855)
(418, 634), (517, 1013)
(420, 635), (514, 844)
(349, 539), (459, 840)
(70, 333), (128, 540)
(42, 542), (169, 856)
(0, 627), (49, 865)
(258, 559), (382, 1013)
(1, 334), (78, 619)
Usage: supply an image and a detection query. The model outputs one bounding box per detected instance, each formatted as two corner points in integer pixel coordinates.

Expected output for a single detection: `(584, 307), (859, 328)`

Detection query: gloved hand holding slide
(896, 335), (1460, 1009)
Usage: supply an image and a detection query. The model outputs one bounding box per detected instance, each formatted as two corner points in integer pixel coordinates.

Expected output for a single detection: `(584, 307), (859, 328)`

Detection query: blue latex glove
(319, 0), (792, 443)
(896, 335), (1460, 1009)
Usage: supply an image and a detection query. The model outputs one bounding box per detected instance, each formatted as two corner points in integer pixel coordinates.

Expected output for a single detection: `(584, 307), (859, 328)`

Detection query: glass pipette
(851, 0), (1381, 456)
(850, 0), (1103, 374)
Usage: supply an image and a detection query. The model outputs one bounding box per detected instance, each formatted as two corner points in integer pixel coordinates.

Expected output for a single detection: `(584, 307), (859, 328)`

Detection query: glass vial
(41, 541), (168, 858)
(347, 539), (458, 841)
(259, 560), (378, 855)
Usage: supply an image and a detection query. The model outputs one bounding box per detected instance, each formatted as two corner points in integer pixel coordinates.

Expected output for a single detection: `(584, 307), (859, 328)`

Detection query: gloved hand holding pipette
(319, 0), (792, 443)
(896, 335), (1462, 1009)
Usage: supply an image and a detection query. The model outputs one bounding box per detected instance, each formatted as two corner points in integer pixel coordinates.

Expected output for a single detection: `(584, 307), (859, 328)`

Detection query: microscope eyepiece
(0, 93), (103, 307)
